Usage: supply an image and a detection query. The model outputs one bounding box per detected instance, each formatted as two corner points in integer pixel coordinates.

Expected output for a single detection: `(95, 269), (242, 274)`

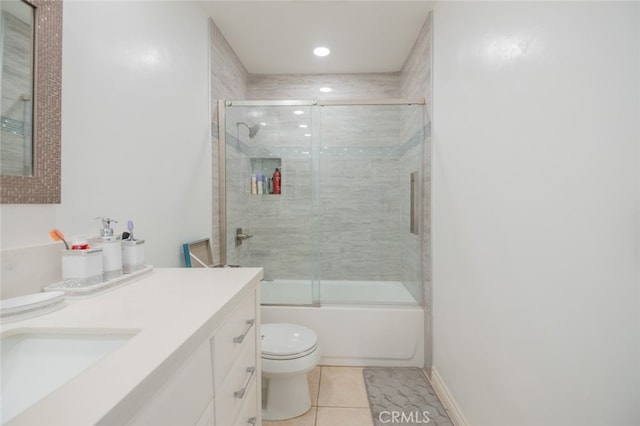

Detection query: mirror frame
(1, 0), (62, 204)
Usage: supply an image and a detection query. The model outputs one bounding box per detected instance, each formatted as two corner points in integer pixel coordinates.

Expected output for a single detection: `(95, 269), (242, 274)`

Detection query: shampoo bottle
(273, 168), (281, 194)
(257, 174), (264, 194)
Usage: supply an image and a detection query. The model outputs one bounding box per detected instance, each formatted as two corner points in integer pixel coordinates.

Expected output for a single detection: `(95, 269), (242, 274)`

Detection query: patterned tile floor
(263, 366), (449, 426)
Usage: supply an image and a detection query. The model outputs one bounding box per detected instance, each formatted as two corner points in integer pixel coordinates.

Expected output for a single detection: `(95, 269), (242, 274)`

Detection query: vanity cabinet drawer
(128, 340), (213, 425)
(195, 398), (214, 426)
(214, 333), (258, 426)
(213, 291), (256, 389)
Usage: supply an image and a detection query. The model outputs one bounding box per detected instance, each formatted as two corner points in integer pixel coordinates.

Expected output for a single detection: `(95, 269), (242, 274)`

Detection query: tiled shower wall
(317, 105), (408, 282)
(317, 154), (402, 281)
(246, 156), (314, 280)
(224, 104), (420, 284)
(248, 73), (400, 101)
(242, 75), (415, 283)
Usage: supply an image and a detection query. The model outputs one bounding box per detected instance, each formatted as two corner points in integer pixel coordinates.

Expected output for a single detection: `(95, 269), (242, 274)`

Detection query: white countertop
(1, 267), (263, 425)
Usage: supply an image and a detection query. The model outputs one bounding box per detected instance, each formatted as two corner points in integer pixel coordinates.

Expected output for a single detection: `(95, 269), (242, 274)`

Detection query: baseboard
(426, 366), (470, 426)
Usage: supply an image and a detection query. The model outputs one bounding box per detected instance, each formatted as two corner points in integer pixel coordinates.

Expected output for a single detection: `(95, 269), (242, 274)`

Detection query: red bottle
(273, 168), (281, 194)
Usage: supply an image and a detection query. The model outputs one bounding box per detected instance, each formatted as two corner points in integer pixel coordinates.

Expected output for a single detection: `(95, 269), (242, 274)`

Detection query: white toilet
(261, 323), (320, 420)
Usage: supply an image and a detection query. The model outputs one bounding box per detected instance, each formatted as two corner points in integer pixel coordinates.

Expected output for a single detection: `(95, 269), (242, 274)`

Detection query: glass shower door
(222, 101), (318, 305)
(316, 103), (424, 305)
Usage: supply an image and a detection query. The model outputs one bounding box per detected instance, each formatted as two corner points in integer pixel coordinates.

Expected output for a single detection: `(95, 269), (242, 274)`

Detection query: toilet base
(262, 374), (311, 420)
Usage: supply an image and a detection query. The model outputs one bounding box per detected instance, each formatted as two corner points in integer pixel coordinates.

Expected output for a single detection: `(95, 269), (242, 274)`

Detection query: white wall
(1, 1), (211, 268)
(432, 2), (639, 425)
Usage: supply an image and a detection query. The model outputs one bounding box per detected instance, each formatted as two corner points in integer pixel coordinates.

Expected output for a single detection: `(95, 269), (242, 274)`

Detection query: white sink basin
(1, 329), (137, 423)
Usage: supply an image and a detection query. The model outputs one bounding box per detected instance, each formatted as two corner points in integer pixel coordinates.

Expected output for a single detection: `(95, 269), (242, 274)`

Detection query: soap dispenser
(95, 217), (123, 280)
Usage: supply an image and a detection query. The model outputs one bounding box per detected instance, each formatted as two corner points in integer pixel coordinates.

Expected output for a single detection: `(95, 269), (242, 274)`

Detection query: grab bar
(234, 366), (256, 399)
(233, 319), (255, 343)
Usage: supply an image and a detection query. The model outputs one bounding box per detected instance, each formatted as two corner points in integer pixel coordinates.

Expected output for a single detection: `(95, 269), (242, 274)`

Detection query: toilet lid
(261, 323), (318, 357)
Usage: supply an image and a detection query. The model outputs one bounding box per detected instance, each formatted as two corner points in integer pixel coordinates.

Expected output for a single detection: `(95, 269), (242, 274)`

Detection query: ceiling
(202, 1), (434, 75)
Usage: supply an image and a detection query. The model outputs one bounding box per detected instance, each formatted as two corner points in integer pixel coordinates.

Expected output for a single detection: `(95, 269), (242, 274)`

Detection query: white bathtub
(260, 279), (424, 367)
(261, 279), (418, 305)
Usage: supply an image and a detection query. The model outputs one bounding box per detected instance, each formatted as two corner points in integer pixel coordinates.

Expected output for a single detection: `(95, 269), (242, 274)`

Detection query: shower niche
(250, 158), (281, 195)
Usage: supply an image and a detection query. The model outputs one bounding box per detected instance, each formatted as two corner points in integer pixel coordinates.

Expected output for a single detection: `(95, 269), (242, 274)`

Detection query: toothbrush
(127, 220), (134, 241)
(49, 228), (70, 249)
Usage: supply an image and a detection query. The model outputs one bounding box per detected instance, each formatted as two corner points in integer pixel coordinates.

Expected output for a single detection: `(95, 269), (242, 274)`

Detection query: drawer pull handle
(248, 417), (257, 425)
(233, 319), (255, 344)
(233, 366), (256, 399)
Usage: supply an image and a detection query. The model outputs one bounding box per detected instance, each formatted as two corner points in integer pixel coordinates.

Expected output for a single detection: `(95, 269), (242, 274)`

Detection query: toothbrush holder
(122, 239), (145, 274)
(62, 248), (104, 287)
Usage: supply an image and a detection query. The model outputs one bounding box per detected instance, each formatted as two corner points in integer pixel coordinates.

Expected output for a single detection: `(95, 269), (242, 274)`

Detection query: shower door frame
(217, 98), (426, 305)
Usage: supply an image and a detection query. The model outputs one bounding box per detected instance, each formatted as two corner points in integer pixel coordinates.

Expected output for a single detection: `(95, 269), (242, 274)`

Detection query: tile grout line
(264, 366), (373, 425)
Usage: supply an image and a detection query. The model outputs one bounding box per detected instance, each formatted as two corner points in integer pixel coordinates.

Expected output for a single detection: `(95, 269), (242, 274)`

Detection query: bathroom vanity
(1, 267), (263, 426)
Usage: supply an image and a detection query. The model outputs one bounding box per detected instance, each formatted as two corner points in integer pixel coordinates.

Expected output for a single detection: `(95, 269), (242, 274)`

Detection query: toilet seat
(261, 323), (318, 360)
(262, 344), (318, 360)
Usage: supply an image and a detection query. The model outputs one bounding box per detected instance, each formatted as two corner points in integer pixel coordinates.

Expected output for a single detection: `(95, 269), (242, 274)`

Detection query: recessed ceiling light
(304, 133), (311, 137)
(260, 122), (266, 126)
(313, 47), (330, 57)
(293, 110), (304, 115)
(299, 124), (308, 128)
(320, 87), (332, 93)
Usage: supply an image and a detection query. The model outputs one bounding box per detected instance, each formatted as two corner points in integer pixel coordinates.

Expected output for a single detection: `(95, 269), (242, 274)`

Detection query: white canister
(62, 248), (103, 287)
(122, 239), (145, 273)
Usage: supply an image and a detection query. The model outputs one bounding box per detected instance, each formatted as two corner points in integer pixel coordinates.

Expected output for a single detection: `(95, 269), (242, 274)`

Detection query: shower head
(237, 122), (261, 139)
